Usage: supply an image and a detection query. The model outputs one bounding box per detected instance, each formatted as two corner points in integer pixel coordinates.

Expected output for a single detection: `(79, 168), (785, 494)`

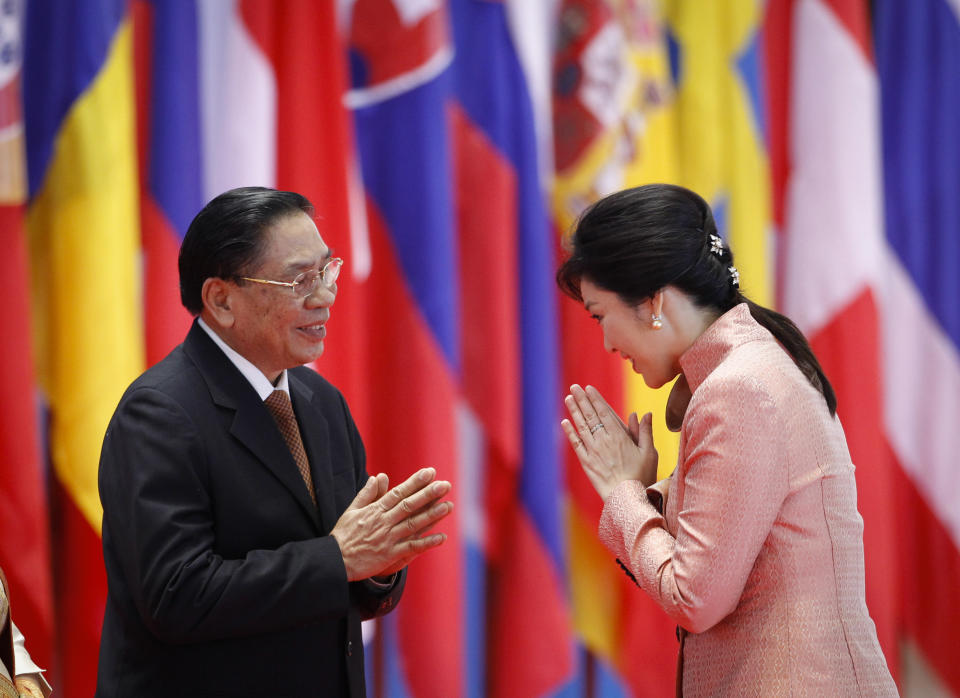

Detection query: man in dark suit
(96, 187), (453, 697)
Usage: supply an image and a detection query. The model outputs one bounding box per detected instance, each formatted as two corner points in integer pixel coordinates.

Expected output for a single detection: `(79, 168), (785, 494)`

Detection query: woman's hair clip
(709, 234), (724, 256)
(728, 265), (740, 288)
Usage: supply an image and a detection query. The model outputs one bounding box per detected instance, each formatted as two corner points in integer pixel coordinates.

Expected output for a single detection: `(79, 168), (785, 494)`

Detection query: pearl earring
(651, 313), (663, 330)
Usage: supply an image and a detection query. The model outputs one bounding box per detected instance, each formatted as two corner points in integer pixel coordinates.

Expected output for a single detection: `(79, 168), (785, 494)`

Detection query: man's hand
(331, 468), (453, 581)
(15, 675), (45, 698)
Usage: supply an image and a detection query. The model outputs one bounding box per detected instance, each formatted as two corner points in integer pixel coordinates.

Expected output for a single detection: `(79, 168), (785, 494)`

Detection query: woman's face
(580, 279), (679, 388)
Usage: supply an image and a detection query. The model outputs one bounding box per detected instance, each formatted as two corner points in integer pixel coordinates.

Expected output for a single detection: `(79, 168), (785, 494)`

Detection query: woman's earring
(651, 313), (663, 330)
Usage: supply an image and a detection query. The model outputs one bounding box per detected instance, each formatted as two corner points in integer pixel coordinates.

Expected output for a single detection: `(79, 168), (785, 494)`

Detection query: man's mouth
(298, 323), (326, 339)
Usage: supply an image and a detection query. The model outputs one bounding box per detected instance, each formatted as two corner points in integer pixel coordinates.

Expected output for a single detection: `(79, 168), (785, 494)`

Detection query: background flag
(0, 0), (53, 675)
(552, 1), (679, 694)
(22, 0), (143, 693)
(6, 1), (959, 695)
(873, 0), (960, 691)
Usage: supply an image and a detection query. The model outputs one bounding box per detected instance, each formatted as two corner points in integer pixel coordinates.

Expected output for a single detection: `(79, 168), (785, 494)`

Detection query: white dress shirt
(197, 317), (289, 397)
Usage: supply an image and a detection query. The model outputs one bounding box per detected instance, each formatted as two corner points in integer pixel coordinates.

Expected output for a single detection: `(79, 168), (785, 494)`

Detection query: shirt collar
(197, 317), (289, 401)
(679, 303), (769, 392)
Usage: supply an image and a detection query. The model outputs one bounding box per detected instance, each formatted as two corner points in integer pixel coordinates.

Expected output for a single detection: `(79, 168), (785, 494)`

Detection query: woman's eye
(591, 314), (602, 323)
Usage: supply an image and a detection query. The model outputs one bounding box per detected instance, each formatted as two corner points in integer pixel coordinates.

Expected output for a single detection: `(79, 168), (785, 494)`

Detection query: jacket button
(347, 640), (353, 657)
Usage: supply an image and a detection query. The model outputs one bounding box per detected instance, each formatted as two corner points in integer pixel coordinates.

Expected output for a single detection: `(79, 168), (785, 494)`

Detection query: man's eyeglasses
(240, 257), (343, 298)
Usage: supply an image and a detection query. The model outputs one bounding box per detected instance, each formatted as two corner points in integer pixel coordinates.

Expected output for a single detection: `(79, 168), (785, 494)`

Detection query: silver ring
(589, 423), (605, 434)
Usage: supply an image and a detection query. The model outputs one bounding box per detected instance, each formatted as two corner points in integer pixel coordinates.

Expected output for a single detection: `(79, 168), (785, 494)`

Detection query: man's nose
(305, 281), (336, 307)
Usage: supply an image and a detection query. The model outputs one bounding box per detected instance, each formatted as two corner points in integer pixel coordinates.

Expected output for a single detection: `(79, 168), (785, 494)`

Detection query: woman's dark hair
(557, 183), (837, 415)
(178, 186), (314, 315)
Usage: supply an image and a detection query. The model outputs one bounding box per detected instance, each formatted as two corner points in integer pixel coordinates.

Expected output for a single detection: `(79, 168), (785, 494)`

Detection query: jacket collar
(183, 321), (328, 531)
(289, 372), (337, 532)
(679, 303), (770, 393)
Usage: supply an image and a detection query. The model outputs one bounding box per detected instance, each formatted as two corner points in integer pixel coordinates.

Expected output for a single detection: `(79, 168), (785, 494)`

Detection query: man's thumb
(348, 476), (378, 510)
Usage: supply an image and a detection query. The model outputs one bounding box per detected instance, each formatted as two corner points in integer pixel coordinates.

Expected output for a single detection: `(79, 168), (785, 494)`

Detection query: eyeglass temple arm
(240, 277), (296, 288)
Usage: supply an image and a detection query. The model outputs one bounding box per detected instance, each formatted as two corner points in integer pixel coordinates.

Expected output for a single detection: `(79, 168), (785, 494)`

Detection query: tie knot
(264, 389), (295, 423)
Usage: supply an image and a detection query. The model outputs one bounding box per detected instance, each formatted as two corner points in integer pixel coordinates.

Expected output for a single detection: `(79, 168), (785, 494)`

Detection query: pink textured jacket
(599, 304), (897, 696)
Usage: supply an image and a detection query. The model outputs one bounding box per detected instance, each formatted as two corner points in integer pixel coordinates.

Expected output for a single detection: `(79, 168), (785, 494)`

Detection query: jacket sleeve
(598, 376), (789, 633)
(99, 387), (353, 644)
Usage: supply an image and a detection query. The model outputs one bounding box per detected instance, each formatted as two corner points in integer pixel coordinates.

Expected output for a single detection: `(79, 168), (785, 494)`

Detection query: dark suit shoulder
(289, 365), (340, 397)
(289, 367), (355, 423)
(118, 345), (210, 411)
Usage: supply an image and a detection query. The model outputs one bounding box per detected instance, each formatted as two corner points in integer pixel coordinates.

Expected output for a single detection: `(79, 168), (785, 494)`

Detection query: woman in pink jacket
(558, 184), (897, 696)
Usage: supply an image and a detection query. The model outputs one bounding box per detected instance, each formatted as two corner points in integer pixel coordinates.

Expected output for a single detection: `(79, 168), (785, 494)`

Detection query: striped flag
(446, 1), (574, 695)
(132, 0), (200, 365)
(23, 0), (144, 693)
(773, 0), (901, 679)
(346, 2), (465, 695)
(552, 0), (679, 693)
(873, 0), (960, 692)
(0, 0), (53, 675)
(664, 0), (773, 306)
(774, 0), (960, 693)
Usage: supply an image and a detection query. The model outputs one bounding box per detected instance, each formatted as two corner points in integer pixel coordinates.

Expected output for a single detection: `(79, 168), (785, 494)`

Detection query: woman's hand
(561, 384), (658, 501)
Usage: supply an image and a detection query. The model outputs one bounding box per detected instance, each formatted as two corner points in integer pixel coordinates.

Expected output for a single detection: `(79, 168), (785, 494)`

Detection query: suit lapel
(289, 374), (337, 533)
(184, 322), (322, 530)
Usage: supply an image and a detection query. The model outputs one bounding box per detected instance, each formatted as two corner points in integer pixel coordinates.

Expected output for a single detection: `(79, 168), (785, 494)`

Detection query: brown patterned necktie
(264, 390), (317, 506)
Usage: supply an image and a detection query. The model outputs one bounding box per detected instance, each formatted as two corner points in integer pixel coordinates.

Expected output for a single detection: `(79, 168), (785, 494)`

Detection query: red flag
(0, 13), (54, 675)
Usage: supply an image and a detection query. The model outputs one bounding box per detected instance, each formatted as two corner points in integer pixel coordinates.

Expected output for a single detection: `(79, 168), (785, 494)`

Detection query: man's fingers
(385, 479), (451, 524)
(347, 476), (379, 511)
(402, 517), (442, 540)
(404, 532), (447, 555)
(380, 530), (449, 576)
(378, 467), (437, 513)
(375, 472), (389, 499)
(400, 499), (454, 536)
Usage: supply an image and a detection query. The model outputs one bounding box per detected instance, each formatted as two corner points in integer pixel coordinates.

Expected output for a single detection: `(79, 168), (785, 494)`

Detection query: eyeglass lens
(322, 258), (342, 286)
(293, 258), (342, 297)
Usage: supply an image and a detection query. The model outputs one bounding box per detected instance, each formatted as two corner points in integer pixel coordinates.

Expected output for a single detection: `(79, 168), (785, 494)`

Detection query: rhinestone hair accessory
(709, 234), (724, 256)
(728, 266), (740, 288)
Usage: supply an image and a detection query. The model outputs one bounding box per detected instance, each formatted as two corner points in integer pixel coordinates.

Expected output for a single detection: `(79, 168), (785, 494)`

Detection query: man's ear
(201, 277), (236, 328)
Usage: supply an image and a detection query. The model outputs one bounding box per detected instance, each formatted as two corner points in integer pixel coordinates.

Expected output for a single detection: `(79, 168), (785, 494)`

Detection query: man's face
(227, 211), (336, 381)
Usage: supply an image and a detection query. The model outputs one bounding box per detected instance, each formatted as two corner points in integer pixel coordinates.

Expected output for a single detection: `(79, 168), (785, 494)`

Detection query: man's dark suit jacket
(96, 321), (405, 697)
